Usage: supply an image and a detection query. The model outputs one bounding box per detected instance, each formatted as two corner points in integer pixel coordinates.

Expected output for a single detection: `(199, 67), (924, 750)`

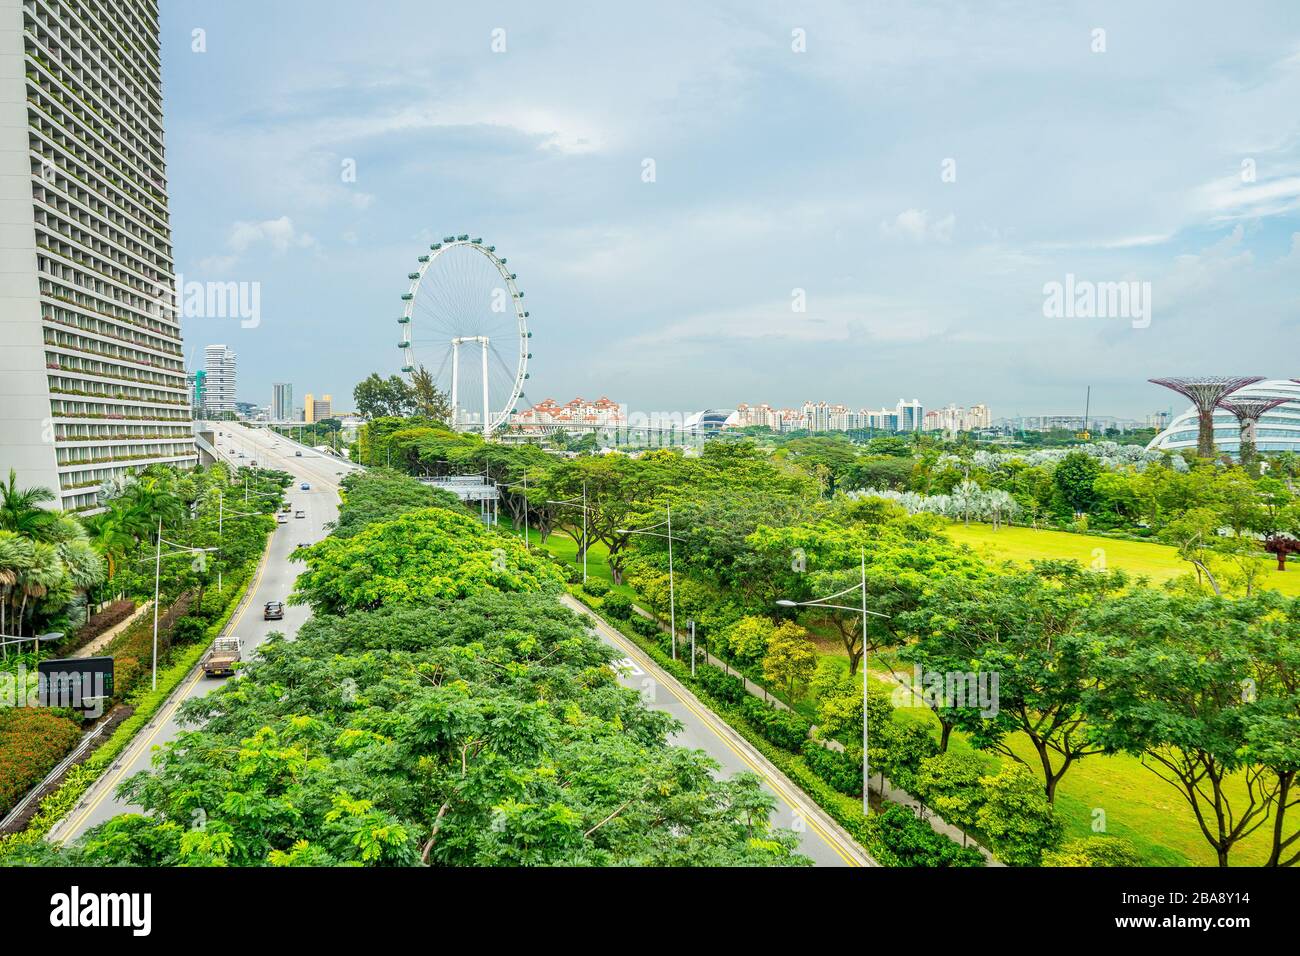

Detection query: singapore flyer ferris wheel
(397, 234), (532, 438)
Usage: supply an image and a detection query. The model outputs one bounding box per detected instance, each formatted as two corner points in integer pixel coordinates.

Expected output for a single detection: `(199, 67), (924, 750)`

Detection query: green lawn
(943, 521), (1300, 596)
(526, 518), (1283, 866)
(502, 522), (640, 601)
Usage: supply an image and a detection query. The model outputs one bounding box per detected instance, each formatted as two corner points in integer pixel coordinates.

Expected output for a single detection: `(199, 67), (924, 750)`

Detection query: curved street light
(616, 503), (678, 659)
(776, 548), (888, 816)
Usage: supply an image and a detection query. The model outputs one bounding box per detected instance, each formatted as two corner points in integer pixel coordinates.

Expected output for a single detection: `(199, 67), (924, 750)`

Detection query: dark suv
(263, 601), (285, 621)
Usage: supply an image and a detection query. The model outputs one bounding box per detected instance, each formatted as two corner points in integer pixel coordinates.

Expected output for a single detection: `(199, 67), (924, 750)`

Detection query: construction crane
(1076, 386), (1092, 441)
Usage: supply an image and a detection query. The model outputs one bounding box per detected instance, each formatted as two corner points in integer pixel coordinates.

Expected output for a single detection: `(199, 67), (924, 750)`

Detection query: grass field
(943, 521), (1300, 596)
(524, 518), (1282, 865)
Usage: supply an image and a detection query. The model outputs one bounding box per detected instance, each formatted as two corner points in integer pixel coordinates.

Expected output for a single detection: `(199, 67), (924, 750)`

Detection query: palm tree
(85, 507), (136, 602)
(49, 518), (103, 623)
(0, 468), (56, 538)
(13, 541), (64, 638)
(0, 531), (35, 656)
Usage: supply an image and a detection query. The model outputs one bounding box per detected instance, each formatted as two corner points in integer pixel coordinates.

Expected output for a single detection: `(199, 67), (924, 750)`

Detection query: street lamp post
(776, 548), (886, 816)
(689, 619), (696, 676)
(616, 503), (678, 659)
(150, 523), (219, 691)
(499, 472), (531, 549)
(547, 480), (590, 585)
(0, 631), (62, 663)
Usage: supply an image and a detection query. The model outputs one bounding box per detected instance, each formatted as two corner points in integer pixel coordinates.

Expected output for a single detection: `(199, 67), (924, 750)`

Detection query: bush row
(0, 709), (83, 818)
(59, 600), (137, 656)
(0, 534), (269, 851)
(583, 596), (983, 867)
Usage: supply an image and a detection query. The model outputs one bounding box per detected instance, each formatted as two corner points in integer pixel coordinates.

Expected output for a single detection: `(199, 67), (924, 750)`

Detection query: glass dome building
(1147, 379), (1300, 457)
(683, 409), (741, 434)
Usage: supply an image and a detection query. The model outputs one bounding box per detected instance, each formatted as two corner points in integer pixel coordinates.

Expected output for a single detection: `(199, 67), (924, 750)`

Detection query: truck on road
(202, 637), (242, 678)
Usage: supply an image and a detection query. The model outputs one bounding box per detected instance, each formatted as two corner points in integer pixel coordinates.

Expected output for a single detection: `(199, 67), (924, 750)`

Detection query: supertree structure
(1149, 377), (1265, 458)
(1218, 396), (1288, 472)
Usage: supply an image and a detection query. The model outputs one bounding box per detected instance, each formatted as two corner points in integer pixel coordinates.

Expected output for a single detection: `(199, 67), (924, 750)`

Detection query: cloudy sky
(161, 0), (1300, 421)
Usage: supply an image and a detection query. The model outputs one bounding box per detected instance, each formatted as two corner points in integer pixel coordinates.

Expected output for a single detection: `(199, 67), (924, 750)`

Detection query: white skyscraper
(203, 345), (237, 416)
(0, 0), (195, 511)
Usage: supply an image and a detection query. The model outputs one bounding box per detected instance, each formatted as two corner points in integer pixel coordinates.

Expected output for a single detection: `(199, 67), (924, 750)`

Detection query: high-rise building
(272, 383), (293, 422)
(186, 370), (206, 416)
(202, 345), (236, 416)
(0, 0), (195, 511)
(896, 399), (924, 432)
(304, 392), (333, 423)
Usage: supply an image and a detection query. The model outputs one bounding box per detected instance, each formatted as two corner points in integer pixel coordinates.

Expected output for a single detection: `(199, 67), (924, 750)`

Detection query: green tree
(1086, 589), (1279, 867)
(901, 562), (1126, 801)
(1052, 452), (1101, 515)
(975, 764), (1062, 866)
(761, 622), (817, 699)
(291, 507), (565, 615)
(353, 372), (415, 420)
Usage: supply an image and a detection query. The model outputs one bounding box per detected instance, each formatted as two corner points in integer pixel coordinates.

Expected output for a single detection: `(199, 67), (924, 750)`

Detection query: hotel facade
(0, 0), (194, 511)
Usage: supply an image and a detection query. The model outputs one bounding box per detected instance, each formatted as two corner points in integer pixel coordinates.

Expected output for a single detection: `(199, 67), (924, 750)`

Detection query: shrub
(694, 665), (748, 705)
(976, 764), (1062, 866)
(739, 697), (811, 751)
(871, 718), (939, 794)
(802, 740), (863, 796)
(0, 709), (83, 816)
(914, 750), (994, 835)
(583, 579), (611, 597)
(601, 593), (633, 619)
(867, 804), (984, 867)
(114, 656), (142, 695)
(1043, 837), (1141, 867)
(64, 600), (136, 653)
(629, 615), (660, 638)
(169, 615), (209, 646)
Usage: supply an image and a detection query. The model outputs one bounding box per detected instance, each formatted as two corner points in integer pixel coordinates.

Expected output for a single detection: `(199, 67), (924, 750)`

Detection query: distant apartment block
(512, 396), (625, 429)
(202, 344), (236, 416)
(923, 403), (994, 433)
(271, 382), (293, 421)
(0, 0), (196, 511)
(304, 392), (333, 423)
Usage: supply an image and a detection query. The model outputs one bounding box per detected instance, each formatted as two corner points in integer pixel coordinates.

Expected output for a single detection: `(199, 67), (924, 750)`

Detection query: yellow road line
(59, 530), (275, 844)
(576, 601), (864, 867)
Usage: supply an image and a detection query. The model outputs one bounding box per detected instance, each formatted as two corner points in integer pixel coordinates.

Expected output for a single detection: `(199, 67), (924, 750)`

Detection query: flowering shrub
(0, 709), (82, 816)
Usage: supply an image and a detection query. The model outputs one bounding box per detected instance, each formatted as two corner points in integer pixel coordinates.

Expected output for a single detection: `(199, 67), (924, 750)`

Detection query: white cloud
(880, 209), (955, 243)
(228, 216), (316, 254)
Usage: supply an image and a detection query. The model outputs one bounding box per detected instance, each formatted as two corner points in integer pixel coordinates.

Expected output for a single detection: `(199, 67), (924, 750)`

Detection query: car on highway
(263, 601), (285, 621)
(295, 450), (302, 457)
(276, 513), (288, 524)
(294, 510), (305, 518)
(295, 542), (308, 550)
(300, 482), (310, 490)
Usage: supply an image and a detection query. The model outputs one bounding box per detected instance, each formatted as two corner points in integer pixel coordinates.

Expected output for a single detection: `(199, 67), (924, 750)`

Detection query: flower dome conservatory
(1147, 379), (1300, 457)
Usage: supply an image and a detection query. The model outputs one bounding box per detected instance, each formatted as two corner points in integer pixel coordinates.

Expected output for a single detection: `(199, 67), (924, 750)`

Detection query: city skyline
(161, 2), (1300, 419)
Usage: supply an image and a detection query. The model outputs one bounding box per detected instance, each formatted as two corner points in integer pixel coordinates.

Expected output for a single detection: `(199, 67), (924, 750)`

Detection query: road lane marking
(567, 598), (866, 867)
(58, 521), (275, 844)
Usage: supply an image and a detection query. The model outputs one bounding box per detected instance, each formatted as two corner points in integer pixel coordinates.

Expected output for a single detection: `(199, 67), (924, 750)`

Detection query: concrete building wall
(0, 0), (58, 497)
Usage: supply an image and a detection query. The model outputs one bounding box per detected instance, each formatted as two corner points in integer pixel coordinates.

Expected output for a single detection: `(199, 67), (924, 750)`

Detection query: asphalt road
(50, 425), (361, 844)
(562, 595), (874, 867)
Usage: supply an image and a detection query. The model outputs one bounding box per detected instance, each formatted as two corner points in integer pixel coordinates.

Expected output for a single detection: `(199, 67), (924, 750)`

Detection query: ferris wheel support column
(450, 338), (460, 429)
(481, 336), (490, 441)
